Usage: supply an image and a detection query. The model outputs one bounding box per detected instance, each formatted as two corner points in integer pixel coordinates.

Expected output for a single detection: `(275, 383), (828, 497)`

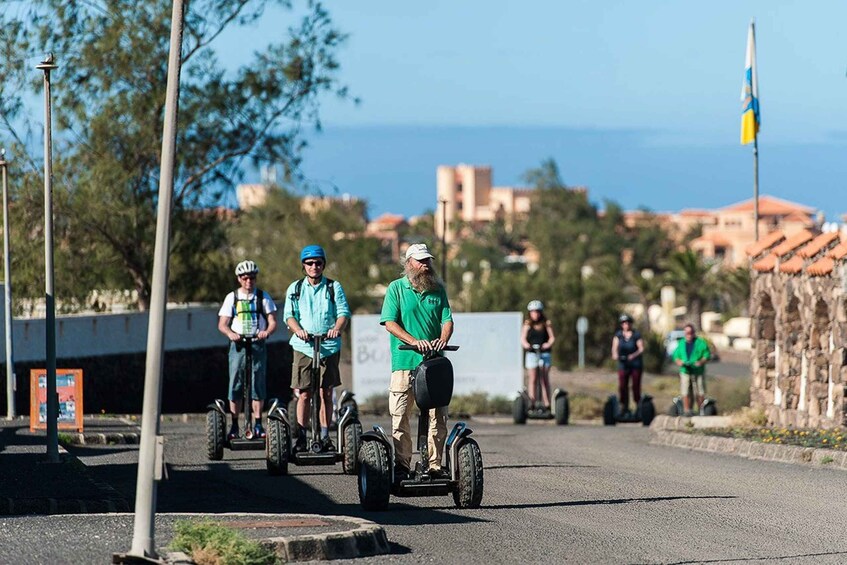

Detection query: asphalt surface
(4, 413), (847, 564)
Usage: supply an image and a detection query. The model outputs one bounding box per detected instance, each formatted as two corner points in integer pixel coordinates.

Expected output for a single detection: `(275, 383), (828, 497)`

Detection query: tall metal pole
(753, 136), (759, 241)
(1, 151), (15, 419)
(36, 55), (58, 462)
(126, 0), (185, 558)
(439, 199), (447, 284)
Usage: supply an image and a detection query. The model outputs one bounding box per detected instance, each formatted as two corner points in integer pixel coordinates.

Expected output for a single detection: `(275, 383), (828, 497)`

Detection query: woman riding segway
(604, 313), (655, 426)
(521, 300), (555, 414)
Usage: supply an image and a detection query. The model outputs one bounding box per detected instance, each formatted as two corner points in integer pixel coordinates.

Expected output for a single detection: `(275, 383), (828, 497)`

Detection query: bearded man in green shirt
(379, 243), (453, 482)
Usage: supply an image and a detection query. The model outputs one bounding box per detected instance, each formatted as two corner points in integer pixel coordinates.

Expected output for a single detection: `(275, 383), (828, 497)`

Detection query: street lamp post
(122, 0), (186, 560)
(36, 54), (59, 462)
(0, 151), (15, 420)
(439, 199), (447, 284)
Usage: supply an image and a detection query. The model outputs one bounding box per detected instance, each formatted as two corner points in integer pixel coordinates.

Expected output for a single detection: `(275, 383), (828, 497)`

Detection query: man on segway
(284, 245), (351, 453)
(672, 323), (711, 416)
(380, 243), (453, 483)
(217, 260), (278, 440)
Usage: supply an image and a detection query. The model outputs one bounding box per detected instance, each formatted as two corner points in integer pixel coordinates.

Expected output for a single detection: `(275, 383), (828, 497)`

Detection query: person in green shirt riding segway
(672, 323), (711, 416)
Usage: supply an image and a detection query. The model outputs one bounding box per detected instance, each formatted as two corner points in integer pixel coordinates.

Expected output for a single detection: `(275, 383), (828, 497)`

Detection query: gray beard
(405, 264), (442, 292)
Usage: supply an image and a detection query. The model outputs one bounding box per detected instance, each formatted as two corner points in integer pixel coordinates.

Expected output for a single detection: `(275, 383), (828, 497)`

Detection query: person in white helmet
(520, 300), (556, 411)
(218, 260), (278, 440)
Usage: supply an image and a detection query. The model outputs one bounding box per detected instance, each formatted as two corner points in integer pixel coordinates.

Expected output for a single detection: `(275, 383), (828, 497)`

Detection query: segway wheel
(288, 397), (300, 439)
(640, 398), (656, 427)
(358, 441), (391, 511)
(266, 418), (290, 476)
(453, 439), (484, 509)
(206, 410), (225, 461)
(667, 402), (681, 417)
(512, 397), (528, 425)
(342, 421), (363, 475)
(554, 394), (569, 426)
(703, 402), (718, 417)
(602, 397), (617, 426)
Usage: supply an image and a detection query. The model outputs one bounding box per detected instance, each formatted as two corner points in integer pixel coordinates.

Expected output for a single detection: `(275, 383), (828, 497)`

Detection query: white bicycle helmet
(234, 260), (259, 276)
(527, 300), (544, 312)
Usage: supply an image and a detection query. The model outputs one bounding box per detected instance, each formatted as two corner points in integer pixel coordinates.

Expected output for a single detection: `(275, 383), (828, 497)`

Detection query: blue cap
(300, 245), (326, 262)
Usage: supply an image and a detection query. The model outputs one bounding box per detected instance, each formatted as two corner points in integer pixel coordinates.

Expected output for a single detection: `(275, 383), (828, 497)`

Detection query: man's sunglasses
(239, 274), (256, 280)
(303, 260), (324, 267)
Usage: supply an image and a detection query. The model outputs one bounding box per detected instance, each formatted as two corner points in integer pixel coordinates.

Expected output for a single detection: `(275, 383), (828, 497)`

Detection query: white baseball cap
(405, 243), (434, 261)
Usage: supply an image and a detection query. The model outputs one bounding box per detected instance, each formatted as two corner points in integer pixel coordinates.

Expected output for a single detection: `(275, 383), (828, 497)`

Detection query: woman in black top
(611, 314), (644, 417)
(521, 300), (556, 410)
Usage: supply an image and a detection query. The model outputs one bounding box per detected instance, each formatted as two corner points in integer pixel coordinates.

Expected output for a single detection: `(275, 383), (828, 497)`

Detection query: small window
(456, 183), (463, 193)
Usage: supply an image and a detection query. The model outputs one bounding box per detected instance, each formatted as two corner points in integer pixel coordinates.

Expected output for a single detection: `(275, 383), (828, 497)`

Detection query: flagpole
(753, 134), (759, 241)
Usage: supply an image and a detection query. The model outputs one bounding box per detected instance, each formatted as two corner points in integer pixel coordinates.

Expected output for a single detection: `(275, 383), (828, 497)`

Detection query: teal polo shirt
(284, 276), (350, 358)
(379, 276), (453, 371)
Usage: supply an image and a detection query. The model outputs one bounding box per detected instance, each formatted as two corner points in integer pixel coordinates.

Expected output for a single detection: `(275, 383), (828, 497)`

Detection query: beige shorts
(680, 372), (706, 397)
(291, 351), (341, 390)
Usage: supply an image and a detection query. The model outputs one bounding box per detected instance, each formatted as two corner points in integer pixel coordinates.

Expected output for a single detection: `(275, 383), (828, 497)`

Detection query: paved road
(4, 417), (847, 564)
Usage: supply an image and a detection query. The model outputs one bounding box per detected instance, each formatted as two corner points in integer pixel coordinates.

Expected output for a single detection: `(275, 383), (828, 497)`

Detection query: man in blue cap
(284, 245), (351, 452)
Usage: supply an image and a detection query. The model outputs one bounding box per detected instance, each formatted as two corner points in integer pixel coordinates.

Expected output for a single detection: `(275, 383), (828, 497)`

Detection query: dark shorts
(291, 351), (341, 390)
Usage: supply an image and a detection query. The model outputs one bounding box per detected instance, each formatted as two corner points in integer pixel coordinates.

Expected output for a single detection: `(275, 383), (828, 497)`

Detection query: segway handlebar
(398, 344), (459, 351)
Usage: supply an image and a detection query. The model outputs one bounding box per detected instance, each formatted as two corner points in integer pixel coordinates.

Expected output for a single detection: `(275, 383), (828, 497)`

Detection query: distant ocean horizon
(254, 125), (847, 222)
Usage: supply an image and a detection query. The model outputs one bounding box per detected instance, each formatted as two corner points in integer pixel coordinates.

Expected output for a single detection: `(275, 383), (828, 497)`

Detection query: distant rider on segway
(611, 314), (644, 418)
(284, 245), (351, 453)
(520, 300), (555, 412)
(380, 243), (453, 483)
(217, 260), (278, 441)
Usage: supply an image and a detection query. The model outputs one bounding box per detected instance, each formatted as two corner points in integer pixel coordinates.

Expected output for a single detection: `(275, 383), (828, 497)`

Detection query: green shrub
(169, 520), (278, 565)
(451, 393), (511, 416)
(569, 394), (604, 420)
(642, 332), (666, 374)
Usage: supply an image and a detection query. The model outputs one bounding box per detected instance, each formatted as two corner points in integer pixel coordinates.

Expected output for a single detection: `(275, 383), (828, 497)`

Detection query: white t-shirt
(218, 289), (278, 337)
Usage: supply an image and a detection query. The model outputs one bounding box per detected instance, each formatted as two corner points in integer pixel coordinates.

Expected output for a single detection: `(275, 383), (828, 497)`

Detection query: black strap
(289, 278), (335, 319)
(231, 288), (267, 324)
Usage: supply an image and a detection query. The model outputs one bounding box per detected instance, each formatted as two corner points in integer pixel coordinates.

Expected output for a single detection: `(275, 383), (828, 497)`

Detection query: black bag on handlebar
(412, 356), (454, 410)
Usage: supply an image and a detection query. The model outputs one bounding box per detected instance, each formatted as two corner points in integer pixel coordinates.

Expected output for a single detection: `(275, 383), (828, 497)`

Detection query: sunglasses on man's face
(239, 274), (256, 280)
(303, 260), (324, 267)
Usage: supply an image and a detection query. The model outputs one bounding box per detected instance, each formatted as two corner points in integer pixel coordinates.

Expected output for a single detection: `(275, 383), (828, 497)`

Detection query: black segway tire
(266, 418), (290, 476)
(513, 397), (528, 425)
(703, 402), (718, 417)
(358, 441), (391, 511)
(554, 394), (569, 426)
(206, 410), (225, 461)
(342, 398), (359, 418)
(453, 438), (484, 509)
(640, 398), (656, 426)
(602, 398), (617, 426)
(668, 402), (681, 417)
(342, 421), (363, 475)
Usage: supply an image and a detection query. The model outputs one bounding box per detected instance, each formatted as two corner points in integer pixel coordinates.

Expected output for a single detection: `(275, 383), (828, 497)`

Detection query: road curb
(651, 429), (847, 471)
(265, 514), (390, 562)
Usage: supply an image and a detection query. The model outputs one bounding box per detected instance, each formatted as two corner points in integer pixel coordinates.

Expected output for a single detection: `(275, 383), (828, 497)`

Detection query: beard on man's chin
(405, 263), (442, 292)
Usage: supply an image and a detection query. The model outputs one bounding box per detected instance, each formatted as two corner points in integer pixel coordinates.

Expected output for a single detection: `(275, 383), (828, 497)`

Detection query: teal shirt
(672, 336), (711, 375)
(284, 276), (350, 358)
(379, 276), (453, 371)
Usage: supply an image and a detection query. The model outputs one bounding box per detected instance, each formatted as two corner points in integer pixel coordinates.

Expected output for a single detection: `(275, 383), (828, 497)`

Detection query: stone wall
(750, 265), (847, 428)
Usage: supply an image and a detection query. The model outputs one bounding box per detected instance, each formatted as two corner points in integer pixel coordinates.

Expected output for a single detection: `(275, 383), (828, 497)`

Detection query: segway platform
(229, 437), (266, 451)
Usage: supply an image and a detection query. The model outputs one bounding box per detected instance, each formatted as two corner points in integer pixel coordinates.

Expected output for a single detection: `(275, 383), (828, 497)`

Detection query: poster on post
(29, 369), (84, 432)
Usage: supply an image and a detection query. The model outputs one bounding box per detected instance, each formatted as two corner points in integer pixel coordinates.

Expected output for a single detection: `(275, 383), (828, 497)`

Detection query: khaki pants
(389, 370), (448, 471)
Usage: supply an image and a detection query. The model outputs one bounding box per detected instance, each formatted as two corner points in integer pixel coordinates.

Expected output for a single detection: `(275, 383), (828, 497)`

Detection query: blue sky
(220, 1), (847, 218)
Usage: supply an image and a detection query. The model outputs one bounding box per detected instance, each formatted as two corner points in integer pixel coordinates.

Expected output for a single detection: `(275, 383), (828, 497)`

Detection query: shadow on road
(480, 494), (736, 511)
(663, 549), (847, 564)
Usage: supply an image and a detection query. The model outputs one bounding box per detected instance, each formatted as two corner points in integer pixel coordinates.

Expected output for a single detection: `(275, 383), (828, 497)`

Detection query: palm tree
(664, 250), (715, 329)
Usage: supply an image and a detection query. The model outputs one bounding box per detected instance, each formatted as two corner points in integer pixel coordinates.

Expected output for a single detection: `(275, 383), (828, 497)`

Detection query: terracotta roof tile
(829, 242), (847, 260)
(797, 232), (839, 259)
(752, 253), (777, 272)
(778, 255), (804, 274)
(722, 195), (815, 215)
(745, 231), (785, 257)
(772, 229), (814, 257)
(807, 257), (835, 277)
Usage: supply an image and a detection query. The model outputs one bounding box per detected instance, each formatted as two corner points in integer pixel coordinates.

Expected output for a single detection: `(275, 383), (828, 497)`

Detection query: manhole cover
(225, 519), (330, 529)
